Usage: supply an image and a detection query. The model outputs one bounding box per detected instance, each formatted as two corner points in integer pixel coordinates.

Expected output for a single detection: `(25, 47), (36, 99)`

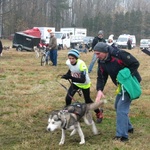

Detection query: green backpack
(117, 68), (142, 100)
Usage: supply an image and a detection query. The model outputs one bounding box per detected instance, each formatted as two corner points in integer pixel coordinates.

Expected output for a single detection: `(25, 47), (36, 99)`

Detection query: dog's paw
(79, 140), (85, 144)
(93, 128), (99, 135)
(93, 130), (99, 135)
(59, 141), (64, 145)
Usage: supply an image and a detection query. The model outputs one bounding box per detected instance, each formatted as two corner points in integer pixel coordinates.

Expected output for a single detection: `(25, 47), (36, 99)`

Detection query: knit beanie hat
(93, 42), (108, 53)
(68, 49), (80, 59)
(98, 30), (104, 35)
(108, 34), (114, 41)
(108, 34), (114, 45)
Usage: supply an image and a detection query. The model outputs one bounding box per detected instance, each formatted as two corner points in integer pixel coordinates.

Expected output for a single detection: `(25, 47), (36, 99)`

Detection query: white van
(116, 34), (136, 49)
(55, 31), (71, 49)
(140, 39), (150, 49)
(55, 28), (87, 49)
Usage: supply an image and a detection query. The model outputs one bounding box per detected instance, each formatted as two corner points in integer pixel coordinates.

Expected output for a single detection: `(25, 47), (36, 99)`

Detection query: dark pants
(0, 48), (2, 54)
(65, 83), (100, 114)
(50, 49), (57, 66)
(127, 44), (132, 50)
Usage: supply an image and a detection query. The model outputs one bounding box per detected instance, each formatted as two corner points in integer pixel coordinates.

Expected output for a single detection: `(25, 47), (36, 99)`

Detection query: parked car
(83, 36), (94, 48)
(140, 39), (150, 49)
(116, 34), (136, 49)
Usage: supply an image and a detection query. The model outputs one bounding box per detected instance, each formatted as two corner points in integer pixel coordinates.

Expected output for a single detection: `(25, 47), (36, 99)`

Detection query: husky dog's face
(47, 114), (62, 131)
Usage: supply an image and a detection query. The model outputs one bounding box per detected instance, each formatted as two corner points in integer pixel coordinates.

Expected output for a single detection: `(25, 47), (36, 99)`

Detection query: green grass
(0, 40), (150, 150)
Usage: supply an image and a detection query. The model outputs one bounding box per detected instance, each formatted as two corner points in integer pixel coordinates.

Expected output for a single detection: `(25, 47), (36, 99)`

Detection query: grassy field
(0, 39), (150, 150)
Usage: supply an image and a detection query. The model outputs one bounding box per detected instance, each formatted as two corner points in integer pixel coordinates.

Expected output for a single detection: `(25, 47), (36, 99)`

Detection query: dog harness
(59, 110), (79, 130)
(64, 102), (86, 120)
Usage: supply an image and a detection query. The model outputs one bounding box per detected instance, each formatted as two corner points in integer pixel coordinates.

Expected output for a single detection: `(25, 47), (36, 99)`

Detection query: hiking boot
(113, 136), (129, 142)
(128, 128), (134, 134)
(96, 109), (103, 123)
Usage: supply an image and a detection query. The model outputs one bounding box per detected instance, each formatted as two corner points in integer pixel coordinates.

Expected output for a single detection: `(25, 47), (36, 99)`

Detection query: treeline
(83, 10), (150, 42)
(0, 0), (150, 43)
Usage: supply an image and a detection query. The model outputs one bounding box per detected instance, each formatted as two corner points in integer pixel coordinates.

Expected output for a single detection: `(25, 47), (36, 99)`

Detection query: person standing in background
(88, 30), (106, 73)
(127, 38), (132, 50)
(0, 39), (3, 56)
(49, 32), (58, 66)
(107, 34), (114, 46)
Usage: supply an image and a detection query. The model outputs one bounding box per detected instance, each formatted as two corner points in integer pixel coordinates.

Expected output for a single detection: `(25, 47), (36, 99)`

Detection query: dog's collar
(58, 111), (68, 130)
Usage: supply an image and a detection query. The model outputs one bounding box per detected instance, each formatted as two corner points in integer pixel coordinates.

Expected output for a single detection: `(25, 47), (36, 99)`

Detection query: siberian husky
(47, 100), (106, 145)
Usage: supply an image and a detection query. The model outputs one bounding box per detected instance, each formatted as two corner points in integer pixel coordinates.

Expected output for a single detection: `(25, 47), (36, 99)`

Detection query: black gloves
(61, 74), (72, 80)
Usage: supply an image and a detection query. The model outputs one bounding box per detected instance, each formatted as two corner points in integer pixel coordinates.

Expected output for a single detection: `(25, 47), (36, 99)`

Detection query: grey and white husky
(47, 100), (106, 145)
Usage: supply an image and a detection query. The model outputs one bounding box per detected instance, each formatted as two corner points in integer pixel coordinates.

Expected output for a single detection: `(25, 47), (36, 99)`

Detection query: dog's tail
(87, 100), (107, 111)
